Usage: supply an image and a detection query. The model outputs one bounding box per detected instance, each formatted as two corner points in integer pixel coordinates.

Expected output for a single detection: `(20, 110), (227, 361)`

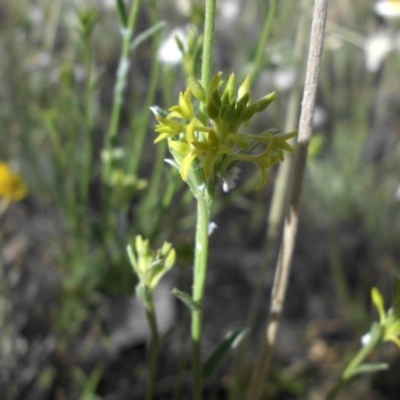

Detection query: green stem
(250, 0), (277, 86)
(137, 66), (174, 238)
(327, 323), (382, 399)
(200, 0), (217, 93)
(145, 294), (160, 400)
(81, 35), (95, 214)
(189, 1), (217, 393)
(342, 323), (382, 380)
(129, 0), (161, 176)
(191, 189), (213, 400)
(104, 0), (141, 169)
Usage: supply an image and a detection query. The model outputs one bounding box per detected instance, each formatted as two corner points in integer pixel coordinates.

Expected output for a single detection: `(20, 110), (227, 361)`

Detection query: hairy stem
(190, 2), (217, 397)
(201, 0), (217, 93)
(191, 189), (213, 400)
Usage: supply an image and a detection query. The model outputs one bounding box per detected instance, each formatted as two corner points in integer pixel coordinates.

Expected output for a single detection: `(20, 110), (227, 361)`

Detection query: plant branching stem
(190, 2), (216, 398)
(247, 1), (328, 399)
(191, 190), (212, 400)
(104, 0), (141, 159)
(327, 322), (382, 399)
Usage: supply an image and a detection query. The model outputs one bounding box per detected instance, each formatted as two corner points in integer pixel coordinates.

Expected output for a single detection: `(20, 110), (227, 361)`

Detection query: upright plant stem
(81, 33), (96, 216)
(326, 322), (382, 400)
(190, 2), (216, 399)
(138, 66), (174, 238)
(251, 0), (277, 86)
(191, 190), (213, 400)
(246, 0), (310, 341)
(262, 0), (309, 257)
(200, 0), (217, 93)
(145, 294), (160, 400)
(247, 1), (328, 399)
(104, 0), (141, 173)
(129, 0), (161, 176)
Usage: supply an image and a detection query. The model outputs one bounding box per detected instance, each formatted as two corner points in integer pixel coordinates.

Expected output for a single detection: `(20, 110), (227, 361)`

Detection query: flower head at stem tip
(154, 72), (297, 191)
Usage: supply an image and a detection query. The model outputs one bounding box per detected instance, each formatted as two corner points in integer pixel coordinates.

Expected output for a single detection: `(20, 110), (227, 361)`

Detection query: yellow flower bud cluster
(127, 236), (176, 292)
(154, 73), (297, 190)
(371, 287), (400, 349)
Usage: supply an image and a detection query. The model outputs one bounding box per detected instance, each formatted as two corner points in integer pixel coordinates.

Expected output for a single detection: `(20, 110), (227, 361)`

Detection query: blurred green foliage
(1, 0), (400, 398)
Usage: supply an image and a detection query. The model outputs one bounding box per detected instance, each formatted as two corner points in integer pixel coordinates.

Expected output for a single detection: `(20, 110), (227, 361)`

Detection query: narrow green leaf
(172, 288), (201, 312)
(159, 326), (176, 349)
(202, 329), (249, 380)
(130, 21), (166, 52)
(127, 244), (138, 273)
(353, 362), (389, 376)
(115, 0), (128, 27)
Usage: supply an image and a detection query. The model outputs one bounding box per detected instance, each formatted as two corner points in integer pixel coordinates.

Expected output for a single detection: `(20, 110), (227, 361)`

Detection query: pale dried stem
(247, 1), (328, 399)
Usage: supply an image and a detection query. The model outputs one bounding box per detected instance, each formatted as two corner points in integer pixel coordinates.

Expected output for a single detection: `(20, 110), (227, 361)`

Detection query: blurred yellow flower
(0, 162), (28, 201)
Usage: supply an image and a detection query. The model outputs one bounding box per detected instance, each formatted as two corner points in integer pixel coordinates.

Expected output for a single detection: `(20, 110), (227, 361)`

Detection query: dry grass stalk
(248, 1), (329, 398)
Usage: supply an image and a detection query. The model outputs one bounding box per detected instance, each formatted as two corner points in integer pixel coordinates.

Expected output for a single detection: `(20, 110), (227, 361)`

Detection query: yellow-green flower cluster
(127, 235), (176, 291)
(0, 162), (28, 201)
(371, 287), (400, 349)
(154, 72), (296, 190)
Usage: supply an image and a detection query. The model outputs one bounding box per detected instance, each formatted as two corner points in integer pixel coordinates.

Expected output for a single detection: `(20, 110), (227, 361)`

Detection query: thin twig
(247, 1), (328, 398)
